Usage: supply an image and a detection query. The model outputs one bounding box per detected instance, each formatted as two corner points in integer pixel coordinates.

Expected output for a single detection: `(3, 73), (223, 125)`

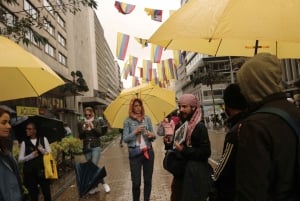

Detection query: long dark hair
(0, 108), (11, 155)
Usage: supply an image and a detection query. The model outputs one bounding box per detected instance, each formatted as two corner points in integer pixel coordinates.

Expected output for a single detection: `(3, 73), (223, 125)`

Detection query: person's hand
(134, 125), (145, 135)
(174, 142), (184, 152)
(144, 130), (154, 138)
(32, 150), (39, 157)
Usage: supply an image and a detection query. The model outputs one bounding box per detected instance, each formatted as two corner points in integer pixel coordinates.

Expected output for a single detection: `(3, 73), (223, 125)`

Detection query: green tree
(193, 64), (226, 127)
(0, 0), (97, 45)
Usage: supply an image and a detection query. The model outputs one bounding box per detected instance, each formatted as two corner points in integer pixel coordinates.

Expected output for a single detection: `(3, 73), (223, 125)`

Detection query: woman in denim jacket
(123, 98), (156, 201)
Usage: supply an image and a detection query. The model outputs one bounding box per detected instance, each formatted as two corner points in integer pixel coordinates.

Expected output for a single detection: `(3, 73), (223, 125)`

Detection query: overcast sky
(95, 0), (181, 87)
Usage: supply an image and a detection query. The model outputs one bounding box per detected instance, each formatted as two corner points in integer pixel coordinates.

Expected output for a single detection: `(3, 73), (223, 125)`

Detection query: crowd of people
(1, 53), (300, 201)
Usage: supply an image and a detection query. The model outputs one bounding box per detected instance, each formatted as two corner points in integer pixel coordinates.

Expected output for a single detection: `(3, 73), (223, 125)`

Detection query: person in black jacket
(213, 83), (248, 201)
(234, 53), (299, 201)
(165, 94), (212, 201)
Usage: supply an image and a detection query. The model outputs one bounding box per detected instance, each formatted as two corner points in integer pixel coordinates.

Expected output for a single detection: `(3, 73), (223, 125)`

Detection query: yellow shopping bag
(43, 153), (58, 179)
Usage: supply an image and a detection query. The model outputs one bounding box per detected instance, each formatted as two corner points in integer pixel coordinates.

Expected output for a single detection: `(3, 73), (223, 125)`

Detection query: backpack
(255, 107), (300, 199)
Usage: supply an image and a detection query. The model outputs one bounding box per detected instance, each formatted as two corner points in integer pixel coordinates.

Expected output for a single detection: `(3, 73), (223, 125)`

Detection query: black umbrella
(74, 161), (107, 197)
(12, 115), (65, 143)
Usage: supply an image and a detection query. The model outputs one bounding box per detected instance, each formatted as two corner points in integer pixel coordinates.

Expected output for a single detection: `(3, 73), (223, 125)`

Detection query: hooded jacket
(235, 53), (299, 201)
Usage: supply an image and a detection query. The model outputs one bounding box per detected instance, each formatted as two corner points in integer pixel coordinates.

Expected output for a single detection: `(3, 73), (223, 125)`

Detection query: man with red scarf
(123, 98), (156, 201)
(165, 94), (212, 201)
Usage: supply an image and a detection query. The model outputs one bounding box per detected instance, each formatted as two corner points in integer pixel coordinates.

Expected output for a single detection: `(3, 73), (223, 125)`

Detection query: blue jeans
(84, 146), (105, 184)
(129, 148), (154, 201)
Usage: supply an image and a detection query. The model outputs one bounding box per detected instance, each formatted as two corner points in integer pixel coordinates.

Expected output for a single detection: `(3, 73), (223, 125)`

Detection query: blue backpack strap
(255, 107), (300, 188)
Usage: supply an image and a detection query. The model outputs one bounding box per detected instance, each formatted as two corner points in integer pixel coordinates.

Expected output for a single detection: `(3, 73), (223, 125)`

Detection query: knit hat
(178, 94), (199, 108)
(237, 53), (283, 104)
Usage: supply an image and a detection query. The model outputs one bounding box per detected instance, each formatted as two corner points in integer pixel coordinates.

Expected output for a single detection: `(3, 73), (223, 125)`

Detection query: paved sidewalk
(54, 129), (225, 201)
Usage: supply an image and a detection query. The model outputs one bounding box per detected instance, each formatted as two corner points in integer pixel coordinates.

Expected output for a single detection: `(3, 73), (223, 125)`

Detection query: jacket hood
(237, 53), (283, 104)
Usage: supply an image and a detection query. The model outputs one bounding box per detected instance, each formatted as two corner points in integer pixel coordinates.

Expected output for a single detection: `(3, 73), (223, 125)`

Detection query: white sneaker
(103, 183), (111, 193)
(88, 187), (99, 194)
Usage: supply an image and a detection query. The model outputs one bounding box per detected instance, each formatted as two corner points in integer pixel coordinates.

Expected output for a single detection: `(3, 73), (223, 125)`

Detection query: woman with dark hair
(18, 122), (52, 201)
(123, 98), (156, 201)
(0, 108), (23, 201)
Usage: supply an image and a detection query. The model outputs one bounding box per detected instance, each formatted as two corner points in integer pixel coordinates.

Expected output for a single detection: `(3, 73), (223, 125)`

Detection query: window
(1, 7), (17, 27)
(58, 52), (67, 65)
(43, 0), (54, 15)
(24, 0), (38, 19)
(45, 43), (55, 57)
(58, 33), (66, 47)
(25, 29), (38, 46)
(57, 15), (65, 28)
(43, 19), (54, 36)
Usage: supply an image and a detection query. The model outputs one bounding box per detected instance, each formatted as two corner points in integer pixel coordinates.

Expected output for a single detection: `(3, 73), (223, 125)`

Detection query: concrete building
(0, 1), (122, 134)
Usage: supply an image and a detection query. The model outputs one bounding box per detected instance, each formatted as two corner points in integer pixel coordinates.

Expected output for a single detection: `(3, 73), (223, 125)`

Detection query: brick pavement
(54, 129), (225, 201)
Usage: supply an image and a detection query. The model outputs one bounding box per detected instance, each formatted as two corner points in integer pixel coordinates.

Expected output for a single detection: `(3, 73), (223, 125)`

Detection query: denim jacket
(123, 115), (156, 147)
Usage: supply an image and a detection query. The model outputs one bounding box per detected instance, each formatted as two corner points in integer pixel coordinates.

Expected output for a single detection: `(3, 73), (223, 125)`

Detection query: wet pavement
(52, 128), (225, 201)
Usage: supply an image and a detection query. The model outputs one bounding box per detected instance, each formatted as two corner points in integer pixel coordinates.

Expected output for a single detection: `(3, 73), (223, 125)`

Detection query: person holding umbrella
(77, 106), (110, 194)
(0, 107), (23, 201)
(18, 122), (52, 201)
(123, 98), (156, 201)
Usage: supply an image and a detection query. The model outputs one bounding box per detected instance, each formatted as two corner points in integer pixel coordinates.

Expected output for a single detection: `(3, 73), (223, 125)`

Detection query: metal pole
(229, 56), (234, 83)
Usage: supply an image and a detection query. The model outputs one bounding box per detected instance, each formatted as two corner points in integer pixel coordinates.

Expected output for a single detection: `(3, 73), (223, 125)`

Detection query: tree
(193, 63), (226, 127)
(0, 0), (97, 45)
(61, 70), (89, 94)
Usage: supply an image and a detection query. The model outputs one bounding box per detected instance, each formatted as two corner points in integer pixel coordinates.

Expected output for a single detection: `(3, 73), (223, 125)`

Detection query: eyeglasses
(85, 114), (92, 117)
(26, 127), (35, 130)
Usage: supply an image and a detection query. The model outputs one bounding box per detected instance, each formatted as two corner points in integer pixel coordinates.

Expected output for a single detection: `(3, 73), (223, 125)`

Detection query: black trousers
(129, 148), (154, 201)
(24, 173), (51, 201)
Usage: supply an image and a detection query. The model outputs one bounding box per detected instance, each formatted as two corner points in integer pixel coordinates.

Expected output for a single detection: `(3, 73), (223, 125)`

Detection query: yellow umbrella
(0, 36), (65, 101)
(104, 83), (176, 128)
(149, 0), (300, 58)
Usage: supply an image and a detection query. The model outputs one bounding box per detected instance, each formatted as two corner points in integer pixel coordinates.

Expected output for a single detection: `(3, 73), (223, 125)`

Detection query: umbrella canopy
(12, 115), (65, 143)
(149, 0), (300, 58)
(74, 162), (107, 197)
(0, 36), (65, 101)
(104, 83), (177, 128)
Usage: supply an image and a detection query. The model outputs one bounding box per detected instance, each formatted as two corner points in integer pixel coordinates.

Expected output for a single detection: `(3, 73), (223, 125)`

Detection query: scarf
(178, 94), (202, 146)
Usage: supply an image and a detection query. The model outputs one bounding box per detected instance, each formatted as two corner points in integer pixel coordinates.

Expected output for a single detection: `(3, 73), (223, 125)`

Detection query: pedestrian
(63, 122), (72, 137)
(213, 83), (248, 201)
(119, 128), (124, 147)
(234, 53), (299, 200)
(18, 122), (52, 201)
(123, 98), (156, 201)
(165, 94), (212, 201)
(77, 106), (111, 194)
(162, 115), (175, 144)
(0, 108), (23, 201)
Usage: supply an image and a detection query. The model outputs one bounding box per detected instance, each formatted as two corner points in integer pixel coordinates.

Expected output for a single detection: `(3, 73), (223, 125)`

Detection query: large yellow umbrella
(104, 83), (177, 128)
(0, 36), (65, 101)
(149, 0), (300, 58)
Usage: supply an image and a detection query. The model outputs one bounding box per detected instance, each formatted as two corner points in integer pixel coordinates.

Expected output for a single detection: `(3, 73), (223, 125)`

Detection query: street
(53, 128), (225, 201)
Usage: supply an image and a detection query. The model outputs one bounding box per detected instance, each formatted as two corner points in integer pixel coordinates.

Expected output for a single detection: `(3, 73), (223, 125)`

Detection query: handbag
(163, 149), (187, 177)
(128, 146), (142, 158)
(157, 123), (165, 136)
(43, 153), (58, 179)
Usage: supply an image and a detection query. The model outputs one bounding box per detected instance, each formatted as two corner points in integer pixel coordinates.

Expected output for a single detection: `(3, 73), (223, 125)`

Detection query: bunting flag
(161, 60), (167, 81)
(144, 8), (163, 22)
(143, 60), (152, 81)
(165, 58), (175, 79)
(114, 1), (136, 14)
(135, 37), (148, 48)
(122, 60), (131, 80)
(129, 55), (138, 76)
(151, 44), (163, 63)
(132, 76), (140, 87)
(116, 32), (130, 60)
(139, 67), (143, 78)
(173, 50), (183, 66)
(153, 69), (158, 84)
